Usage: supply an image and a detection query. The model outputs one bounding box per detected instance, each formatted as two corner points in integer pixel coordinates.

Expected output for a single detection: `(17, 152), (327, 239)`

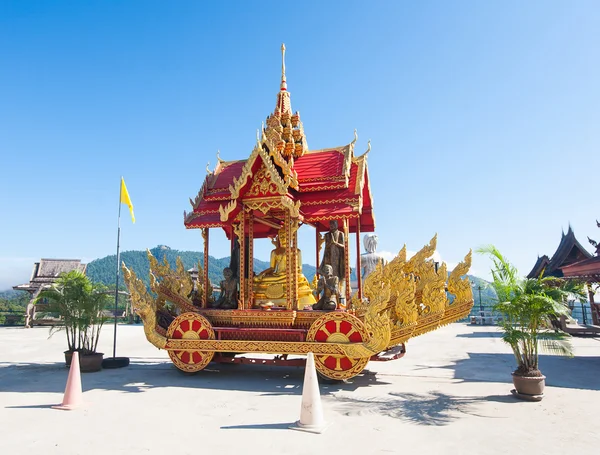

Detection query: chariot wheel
(166, 312), (215, 373)
(306, 312), (371, 381)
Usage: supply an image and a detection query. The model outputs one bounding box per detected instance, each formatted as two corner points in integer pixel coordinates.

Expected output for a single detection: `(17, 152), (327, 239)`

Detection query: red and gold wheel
(306, 312), (370, 380)
(166, 313), (215, 373)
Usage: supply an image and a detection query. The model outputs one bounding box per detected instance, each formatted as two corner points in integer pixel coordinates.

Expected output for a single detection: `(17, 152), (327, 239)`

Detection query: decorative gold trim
(186, 222), (224, 229)
(297, 175), (347, 183)
(297, 182), (350, 192)
(247, 162), (285, 197)
(300, 197), (359, 206)
(353, 154), (367, 195)
(243, 196), (300, 218)
(229, 144), (261, 200)
(219, 199), (237, 222)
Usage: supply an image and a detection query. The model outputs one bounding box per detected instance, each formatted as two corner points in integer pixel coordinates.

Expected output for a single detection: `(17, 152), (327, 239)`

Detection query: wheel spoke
(334, 320), (341, 333)
(320, 327), (331, 337)
(346, 327), (358, 338)
(334, 357), (342, 371)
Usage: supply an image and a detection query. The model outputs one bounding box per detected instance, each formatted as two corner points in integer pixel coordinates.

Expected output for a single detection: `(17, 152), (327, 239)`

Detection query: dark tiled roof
(13, 259), (87, 295)
(527, 227), (592, 278)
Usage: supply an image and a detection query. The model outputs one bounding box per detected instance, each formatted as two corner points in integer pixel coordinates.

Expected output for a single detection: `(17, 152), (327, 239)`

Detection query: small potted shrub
(478, 245), (583, 399)
(36, 270), (110, 372)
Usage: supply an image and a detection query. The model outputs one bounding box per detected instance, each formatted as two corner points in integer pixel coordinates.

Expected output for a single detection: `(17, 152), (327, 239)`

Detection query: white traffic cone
(290, 352), (331, 433)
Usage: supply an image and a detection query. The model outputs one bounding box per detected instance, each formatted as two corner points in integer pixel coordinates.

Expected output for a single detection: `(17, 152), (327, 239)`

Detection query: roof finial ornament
(366, 139), (371, 154)
(206, 162), (210, 174)
(280, 43), (287, 91)
(351, 129), (358, 146)
(216, 149), (221, 162)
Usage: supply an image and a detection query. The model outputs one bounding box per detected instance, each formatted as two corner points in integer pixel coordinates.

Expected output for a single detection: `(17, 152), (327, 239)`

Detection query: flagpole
(112, 177), (122, 358)
(103, 177), (129, 369)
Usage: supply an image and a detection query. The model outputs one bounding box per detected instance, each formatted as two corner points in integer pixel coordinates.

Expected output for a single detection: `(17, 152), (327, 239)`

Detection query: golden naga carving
(351, 236), (474, 345)
(345, 287), (392, 359)
(444, 251), (475, 324)
(122, 263), (167, 349)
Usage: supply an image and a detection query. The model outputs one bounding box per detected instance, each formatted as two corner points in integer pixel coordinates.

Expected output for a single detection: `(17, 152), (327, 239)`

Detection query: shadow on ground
(428, 352), (600, 391)
(456, 331), (501, 338)
(0, 359), (390, 397)
(333, 391), (515, 425)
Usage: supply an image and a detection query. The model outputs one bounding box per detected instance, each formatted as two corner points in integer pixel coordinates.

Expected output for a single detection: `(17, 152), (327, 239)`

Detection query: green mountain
(86, 245), (318, 289)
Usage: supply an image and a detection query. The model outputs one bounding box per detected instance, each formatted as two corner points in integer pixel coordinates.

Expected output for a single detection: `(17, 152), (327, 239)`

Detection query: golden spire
(280, 43), (287, 90)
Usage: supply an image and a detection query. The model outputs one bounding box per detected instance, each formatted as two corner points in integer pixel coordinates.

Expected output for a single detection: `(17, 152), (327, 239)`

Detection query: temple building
(527, 226), (592, 279)
(13, 258), (87, 299)
(527, 224), (600, 325)
(560, 222), (600, 325)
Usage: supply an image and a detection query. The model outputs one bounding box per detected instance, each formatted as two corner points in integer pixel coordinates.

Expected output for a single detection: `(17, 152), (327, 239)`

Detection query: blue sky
(1, 1), (599, 290)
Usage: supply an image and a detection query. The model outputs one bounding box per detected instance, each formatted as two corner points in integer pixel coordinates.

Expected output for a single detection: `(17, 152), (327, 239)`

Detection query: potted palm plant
(35, 270), (110, 372)
(478, 245), (583, 400)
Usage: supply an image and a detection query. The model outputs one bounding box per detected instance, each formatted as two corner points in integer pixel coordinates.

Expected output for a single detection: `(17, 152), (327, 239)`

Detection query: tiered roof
(561, 221), (600, 281)
(13, 259), (87, 296)
(527, 226), (592, 278)
(184, 45), (374, 238)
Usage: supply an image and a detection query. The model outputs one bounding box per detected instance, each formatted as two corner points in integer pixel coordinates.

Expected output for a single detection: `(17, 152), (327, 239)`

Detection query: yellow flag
(120, 177), (135, 223)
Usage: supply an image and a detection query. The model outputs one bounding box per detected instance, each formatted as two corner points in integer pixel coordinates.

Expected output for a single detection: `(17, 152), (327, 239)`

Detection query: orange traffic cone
(52, 351), (84, 410)
(290, 352), (331, 433)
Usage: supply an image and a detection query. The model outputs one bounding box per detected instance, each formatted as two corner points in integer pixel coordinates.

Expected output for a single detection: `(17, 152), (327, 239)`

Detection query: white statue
(361, 234), (386, 279)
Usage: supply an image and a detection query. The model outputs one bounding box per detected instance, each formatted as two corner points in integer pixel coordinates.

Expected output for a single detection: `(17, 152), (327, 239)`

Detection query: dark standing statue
(211, 267), (238, 309)
(312, 264), (340, 311)
(321, 220), (345, 291)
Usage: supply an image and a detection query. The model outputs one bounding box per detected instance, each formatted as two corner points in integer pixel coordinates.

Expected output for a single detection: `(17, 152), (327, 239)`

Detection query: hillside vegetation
(86, 245), (318, 289)
(5, 246), (494, 322)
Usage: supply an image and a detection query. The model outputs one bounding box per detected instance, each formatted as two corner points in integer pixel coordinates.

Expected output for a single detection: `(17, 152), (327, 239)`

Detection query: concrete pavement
(1, 323), (599, 454)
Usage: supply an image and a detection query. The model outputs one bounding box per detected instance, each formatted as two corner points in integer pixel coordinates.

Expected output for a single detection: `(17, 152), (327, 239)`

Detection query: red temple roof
(183, 48), (375, 237)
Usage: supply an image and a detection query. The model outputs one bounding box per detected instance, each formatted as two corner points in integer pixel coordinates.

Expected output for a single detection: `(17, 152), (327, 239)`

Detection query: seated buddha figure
(253, 229), (316, 308)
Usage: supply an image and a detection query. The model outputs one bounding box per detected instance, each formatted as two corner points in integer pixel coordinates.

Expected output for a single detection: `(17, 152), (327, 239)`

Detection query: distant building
(527, 225), (600, 325)
(560, 222), (600, 325)
(527, 226), (592, 279)
(13, 259), (87, 326)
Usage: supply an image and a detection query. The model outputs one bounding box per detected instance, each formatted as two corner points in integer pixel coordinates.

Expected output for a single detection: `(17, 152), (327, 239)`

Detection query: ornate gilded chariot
(123, 46), (474, 380)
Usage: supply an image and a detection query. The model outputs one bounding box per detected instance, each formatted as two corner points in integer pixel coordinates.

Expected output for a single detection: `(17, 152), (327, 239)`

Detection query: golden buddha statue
(253, 229), (316, 308)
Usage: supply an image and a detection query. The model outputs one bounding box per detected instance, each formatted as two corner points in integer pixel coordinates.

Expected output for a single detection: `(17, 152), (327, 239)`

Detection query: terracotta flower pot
(64, 350), (73, 367)
(64, 351), (104, 372)
(79, 353), (104, 373)
(512, 372), (546, 398)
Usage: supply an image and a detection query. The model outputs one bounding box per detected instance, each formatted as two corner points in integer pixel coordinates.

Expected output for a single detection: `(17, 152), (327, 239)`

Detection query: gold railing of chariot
(123, 235), (473, 379)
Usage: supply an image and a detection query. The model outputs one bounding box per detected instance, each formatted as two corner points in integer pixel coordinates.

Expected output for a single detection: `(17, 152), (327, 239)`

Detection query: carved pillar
(285, 210), (292, 309)
(315, 229), (321, 280)
(589, 284), (599, 325)
(344, 218), (351, 304)
(202, 228), (209, 308)
(291, 217), (299, 309)
(247, 209), (254, 307)
(239, 210), (246, 309)
(355, 218), (362, 304)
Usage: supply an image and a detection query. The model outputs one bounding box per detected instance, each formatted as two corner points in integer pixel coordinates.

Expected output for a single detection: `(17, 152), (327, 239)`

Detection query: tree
(477, 245), (585, 377)
(35, 270), (110, 354)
